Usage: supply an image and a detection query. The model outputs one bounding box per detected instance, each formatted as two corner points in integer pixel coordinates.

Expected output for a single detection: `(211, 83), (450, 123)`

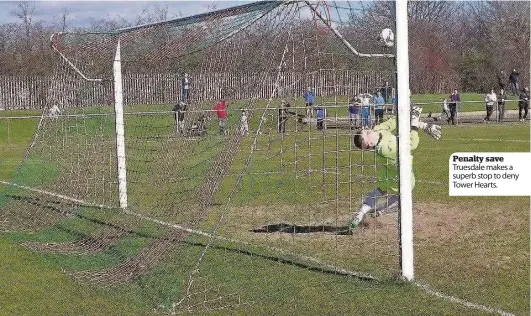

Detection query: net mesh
(1, 1), (525, 315)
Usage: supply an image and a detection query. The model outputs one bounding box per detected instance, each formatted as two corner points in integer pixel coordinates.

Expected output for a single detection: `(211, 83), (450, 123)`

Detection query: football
(379, 28), (394, 47)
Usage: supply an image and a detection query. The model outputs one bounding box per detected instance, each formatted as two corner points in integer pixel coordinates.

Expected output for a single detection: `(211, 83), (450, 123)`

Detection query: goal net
(1, 1), (406, 312)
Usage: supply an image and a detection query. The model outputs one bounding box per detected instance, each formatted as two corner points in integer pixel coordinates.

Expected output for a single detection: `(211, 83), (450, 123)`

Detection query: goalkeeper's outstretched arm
(411, 106), (442, 140)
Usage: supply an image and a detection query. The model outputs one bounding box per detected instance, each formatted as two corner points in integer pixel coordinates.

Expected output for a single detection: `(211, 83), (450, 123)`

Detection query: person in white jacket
(484, 88), (497, 122)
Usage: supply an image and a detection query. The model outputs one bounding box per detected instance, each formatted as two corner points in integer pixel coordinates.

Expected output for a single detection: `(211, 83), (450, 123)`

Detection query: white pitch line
(414, 282), (516, 316)
(0, 180), (518, 316)
(452, 138), (529, 143)
(0, 180), (113, 210)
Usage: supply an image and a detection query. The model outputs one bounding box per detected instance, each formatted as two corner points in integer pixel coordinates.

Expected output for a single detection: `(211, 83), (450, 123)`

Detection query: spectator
(278, 100), (296, 134)
(447, 89), (460, 125)
(315, 106), (325, 130)
(213, 99), (228, 135)
(380, 81), (392, 105)
(496, 70), (507, 90)
(484, 88), (497, 122)
(348, 96), (360, 128)
(497, 88), (506, 122)
(172, 101), (187, 135)
(239, 109), (249, 136)
(181, 73), (191, 102)
(508, 69), (520, 96)
(518, 87), (529, 121)
(360, 94), (372, 129)
(303, 87), (315, 118)
(374, 91), (385, 125)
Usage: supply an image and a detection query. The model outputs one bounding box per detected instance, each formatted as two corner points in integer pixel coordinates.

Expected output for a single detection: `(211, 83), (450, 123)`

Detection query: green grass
(0, 100), (529, 315)
(412, 92), (523, 113)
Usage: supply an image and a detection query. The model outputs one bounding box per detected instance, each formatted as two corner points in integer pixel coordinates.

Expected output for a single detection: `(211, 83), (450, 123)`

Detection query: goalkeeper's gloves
(410, 105), (422, 128)
(418, 121), (442, 140)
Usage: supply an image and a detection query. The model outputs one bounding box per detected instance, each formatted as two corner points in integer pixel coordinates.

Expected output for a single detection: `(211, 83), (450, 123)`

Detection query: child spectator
(315, 106), (325, 130)
(240, 109), (249, 136)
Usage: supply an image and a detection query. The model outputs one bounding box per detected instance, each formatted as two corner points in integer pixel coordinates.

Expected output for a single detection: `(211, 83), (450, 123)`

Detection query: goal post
(113, 39), (128, 210)
(3, 0), (420, 312)
(395, 0), (414, 281)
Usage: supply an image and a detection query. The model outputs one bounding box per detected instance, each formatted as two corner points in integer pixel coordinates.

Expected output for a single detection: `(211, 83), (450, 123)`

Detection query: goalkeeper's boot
(348, 218), (360, 233)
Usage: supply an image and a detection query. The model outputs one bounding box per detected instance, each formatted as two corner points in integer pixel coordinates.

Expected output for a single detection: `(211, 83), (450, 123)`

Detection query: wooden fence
(0, 71), (397, 110)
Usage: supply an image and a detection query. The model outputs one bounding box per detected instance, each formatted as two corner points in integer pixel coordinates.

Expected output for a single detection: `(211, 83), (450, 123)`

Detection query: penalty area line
(0, 179), (376, 281)
(1, 181), (515, 315)
(414, 281), (516, 316)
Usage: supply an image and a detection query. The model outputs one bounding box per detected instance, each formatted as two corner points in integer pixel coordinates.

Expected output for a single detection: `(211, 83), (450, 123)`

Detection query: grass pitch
(0, 97), (529, 315)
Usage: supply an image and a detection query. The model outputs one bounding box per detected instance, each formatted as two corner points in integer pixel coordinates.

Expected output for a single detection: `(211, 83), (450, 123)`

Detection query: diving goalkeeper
(349, 106), (441, 232)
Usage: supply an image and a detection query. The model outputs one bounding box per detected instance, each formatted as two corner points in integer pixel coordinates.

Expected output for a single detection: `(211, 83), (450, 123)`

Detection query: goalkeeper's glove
(418, 121), (442, 140)
(410, 105), (422, 128)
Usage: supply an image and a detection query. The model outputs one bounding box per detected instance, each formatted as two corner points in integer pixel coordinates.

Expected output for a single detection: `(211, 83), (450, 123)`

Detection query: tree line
(0, 1), (528, 94)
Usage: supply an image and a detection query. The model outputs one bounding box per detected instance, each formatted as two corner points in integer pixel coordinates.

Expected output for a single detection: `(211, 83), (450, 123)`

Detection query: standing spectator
(360, 94), (372, 129)
(172, 101), (187, 135)
(213, 98), (228, 135)
(497, 88), (506, 122)
(278, 100), (296, 134)
(447, 89), (460, 125)
(496, 70), (507, 90)
(374, 91), (385, 125)
(484, 88), (497, 122)
(315, 106), (325, 130)
(348, 96), (360, 129)
(518, 87), (529, 121)
(380, 81), (392, 105)
(181, 73), (191, 102)
(508, 69), (520, 96)
(239, 109), (249, 136)
(303, 87), (315, 118)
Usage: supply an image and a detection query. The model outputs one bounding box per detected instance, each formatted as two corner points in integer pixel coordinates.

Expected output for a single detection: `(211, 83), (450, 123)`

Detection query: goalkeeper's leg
(349, 188), (398, 230)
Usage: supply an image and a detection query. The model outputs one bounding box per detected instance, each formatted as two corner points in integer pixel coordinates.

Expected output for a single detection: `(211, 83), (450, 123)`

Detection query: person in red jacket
(213, 99), (228, 135)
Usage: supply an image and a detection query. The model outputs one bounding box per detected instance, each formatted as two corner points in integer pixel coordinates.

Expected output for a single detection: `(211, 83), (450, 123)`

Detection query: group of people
(348, 91), (387, 129)
(484, 85), (529, 122)
(434, 85), (529, 125)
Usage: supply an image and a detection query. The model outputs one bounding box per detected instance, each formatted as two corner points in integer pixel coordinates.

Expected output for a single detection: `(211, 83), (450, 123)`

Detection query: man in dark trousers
(181, 73), (191, 102)
(496, 70), (506, 90)
(447, 89), (460, 125)
(497, 88), (506, 122)
(380, 81), (392, 105)
(278, 100), (296, 134)
(172, 101), (187, 135)
(508, 69), (520, 96)
(518, 87), (529, 121)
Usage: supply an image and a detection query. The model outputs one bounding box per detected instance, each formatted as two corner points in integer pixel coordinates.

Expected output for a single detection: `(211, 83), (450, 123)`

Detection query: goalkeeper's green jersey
(372, 117), (419, 192)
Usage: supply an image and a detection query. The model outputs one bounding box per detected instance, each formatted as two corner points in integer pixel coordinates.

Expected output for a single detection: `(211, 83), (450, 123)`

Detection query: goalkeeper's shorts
(377, 166), (415, 193)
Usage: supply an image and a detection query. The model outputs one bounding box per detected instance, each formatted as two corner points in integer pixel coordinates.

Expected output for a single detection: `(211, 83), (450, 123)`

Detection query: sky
(0, 1), (255, 28)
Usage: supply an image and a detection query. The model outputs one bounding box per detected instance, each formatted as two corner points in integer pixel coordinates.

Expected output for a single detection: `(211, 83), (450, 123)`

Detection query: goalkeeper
(349, 106), (441, 232)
